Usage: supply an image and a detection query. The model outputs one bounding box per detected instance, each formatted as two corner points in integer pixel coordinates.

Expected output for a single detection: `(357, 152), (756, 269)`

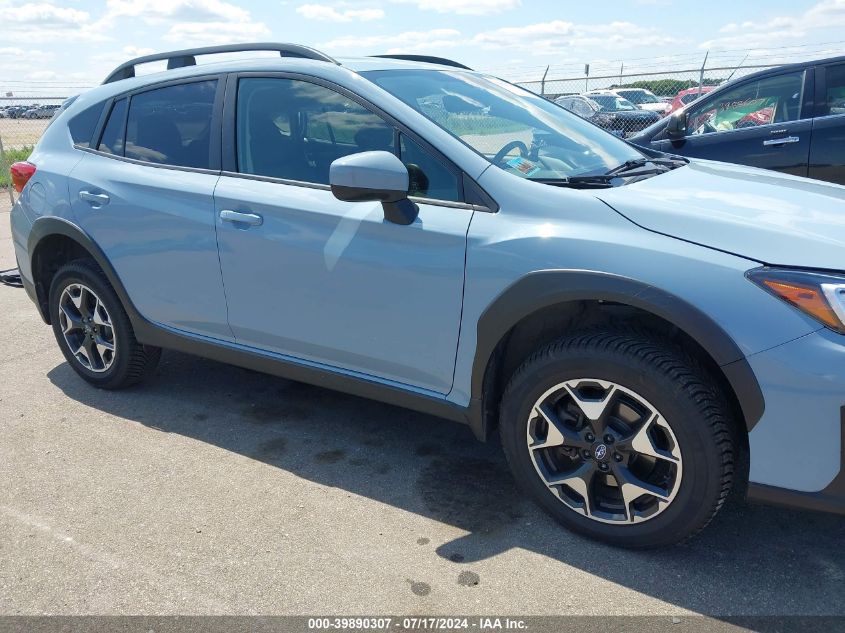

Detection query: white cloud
(0, 3), (108, 44)
(104, 0), (251, 24)
(322, 28), (462, 54)
(703, 0), (845, 49)
(163, 20), (272, 45)
(392, 0), (520, 15)
(296, 4), (384, 21)
(0, 3), (89, 25)
(473, 20), (683, 54)
(101, 0), (271, 48)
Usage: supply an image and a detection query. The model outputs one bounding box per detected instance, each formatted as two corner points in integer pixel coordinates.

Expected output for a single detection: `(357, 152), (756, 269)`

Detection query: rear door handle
(762, 136), (800, 146)
(78, 190), (110, 206)
(220, 209), (263, 227)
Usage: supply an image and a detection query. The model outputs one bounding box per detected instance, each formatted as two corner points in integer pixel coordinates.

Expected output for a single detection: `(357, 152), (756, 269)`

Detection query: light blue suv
(9, 44), (845, 547)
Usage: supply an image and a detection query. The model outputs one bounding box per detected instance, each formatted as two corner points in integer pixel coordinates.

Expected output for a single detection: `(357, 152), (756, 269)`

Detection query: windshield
(618, 90), (660, 104)
(590, 95), (638, 112)
(362, 70), (643, 181)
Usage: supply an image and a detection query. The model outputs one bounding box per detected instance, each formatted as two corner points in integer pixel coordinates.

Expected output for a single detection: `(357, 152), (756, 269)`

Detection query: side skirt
(133, 319), (475, 429)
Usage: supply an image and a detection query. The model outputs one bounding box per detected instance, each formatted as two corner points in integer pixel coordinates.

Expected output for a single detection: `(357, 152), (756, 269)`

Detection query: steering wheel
(492, 140), (530, 166)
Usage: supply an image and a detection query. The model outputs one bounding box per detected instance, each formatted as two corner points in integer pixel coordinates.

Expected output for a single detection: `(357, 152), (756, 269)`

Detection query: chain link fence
(516, 64), (782, 138)
(1, 95), (74, 201)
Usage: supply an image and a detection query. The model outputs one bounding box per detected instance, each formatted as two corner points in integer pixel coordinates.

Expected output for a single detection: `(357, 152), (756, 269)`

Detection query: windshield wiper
(529, 176), (615, 189)
(605, 156), (687, 177)
(529, 156), (689, 189)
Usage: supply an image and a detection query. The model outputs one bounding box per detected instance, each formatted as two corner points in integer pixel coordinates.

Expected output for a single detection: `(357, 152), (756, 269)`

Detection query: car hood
(596, 160), (845, 269)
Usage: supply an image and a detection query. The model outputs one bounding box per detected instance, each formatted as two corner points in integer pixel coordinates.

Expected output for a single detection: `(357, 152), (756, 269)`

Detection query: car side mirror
(666, 111), (687, 139)
(330, 151), (419, 225)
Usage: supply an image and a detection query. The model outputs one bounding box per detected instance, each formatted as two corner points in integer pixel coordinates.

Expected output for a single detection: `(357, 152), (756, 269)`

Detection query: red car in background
(668, 86), (715, 113)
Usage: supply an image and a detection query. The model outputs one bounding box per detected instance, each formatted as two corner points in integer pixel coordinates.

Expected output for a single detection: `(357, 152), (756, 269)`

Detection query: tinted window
(125, 80), (216, 168)
(618, 90), (660, 104)
(590, 95), (637, 111)
(400, 134), (460, 202)
(823, 64), (845, 116)
(68, 101), (103, 148)
(686, 71), (804, 135)
(98, 98), (126, 155)
(237, 77), (394, 185)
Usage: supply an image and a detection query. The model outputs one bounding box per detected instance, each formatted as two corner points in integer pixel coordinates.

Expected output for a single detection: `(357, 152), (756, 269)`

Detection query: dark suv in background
(629, 55), (845, 185)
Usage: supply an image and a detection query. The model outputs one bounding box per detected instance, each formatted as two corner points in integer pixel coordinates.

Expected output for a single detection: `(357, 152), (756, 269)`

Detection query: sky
(1, 0), (845, 94)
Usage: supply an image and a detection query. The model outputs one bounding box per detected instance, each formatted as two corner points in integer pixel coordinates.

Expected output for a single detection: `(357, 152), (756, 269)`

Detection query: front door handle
(762, 136), (800, 147)
(79, 190), (110, 207)
(220, 209), (263, 227)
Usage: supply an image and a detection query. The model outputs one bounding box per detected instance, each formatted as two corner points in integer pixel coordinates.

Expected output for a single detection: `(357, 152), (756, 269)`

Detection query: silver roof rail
(370, 55), (472, 71)
(102, 43), (340, 84)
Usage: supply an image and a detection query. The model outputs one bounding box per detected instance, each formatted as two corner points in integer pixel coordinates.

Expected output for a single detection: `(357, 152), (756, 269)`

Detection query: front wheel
(499, 330), (736, 548)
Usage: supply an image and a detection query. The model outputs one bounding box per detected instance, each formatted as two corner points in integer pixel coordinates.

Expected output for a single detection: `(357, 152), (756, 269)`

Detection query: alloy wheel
(57, 283), (117, 373)
(526, 378), (683, 524)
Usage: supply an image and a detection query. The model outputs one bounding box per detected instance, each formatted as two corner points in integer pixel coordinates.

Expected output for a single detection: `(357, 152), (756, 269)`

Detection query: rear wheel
(49, 260), (161, 389)
(499, 330), (735, 548)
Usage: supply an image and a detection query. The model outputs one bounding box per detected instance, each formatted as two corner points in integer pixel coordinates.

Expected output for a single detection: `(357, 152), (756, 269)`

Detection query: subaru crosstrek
(9, 44), (845, 548)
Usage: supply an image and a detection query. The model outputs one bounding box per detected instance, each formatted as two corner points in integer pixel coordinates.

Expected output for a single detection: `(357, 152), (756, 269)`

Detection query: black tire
(499, 330), (735, 548)
(49, 259), (161, 389)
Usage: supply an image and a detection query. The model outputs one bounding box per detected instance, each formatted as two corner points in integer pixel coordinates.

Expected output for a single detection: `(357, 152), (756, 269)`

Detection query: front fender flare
(469, 269), (764, 438)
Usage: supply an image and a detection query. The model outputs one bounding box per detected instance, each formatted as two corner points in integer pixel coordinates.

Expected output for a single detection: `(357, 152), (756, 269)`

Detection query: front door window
(686, 71), (805, 135)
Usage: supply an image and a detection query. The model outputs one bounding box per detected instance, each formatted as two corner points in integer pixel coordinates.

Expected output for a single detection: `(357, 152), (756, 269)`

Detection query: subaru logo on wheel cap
(594, 444), (608, 460)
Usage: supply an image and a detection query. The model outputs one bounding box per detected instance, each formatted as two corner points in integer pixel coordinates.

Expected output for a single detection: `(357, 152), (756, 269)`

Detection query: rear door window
(124, 80), (217, 168)
(822, 64), (845, 116)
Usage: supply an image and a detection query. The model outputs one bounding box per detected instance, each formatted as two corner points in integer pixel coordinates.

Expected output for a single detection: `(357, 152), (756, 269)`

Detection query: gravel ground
(1, 195), (844, 620)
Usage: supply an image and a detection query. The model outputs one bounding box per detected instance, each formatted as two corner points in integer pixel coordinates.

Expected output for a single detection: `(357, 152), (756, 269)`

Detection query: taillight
(10, 161), (36, 193)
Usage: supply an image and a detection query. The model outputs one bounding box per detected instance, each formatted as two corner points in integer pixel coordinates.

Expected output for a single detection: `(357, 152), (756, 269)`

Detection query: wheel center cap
(593, 443), (608, 461)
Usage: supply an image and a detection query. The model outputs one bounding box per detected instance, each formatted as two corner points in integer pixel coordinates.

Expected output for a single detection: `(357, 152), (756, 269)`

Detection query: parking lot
(1, 196), (844, 619)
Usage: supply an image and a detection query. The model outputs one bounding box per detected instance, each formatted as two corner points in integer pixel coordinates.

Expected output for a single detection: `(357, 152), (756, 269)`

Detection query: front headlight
(747, 267), (845, 334)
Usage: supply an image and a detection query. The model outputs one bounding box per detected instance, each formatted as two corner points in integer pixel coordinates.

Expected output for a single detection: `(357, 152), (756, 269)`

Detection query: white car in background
(588, 88), (671, 115)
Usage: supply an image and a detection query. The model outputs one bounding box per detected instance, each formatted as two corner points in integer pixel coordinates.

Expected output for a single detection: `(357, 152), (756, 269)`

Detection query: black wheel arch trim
(470, 269), (765, 439)
(27, 216), (146, 326)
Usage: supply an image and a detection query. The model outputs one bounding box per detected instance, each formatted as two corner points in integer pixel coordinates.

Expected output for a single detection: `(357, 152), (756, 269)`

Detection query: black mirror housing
(666, 112), (687, 139)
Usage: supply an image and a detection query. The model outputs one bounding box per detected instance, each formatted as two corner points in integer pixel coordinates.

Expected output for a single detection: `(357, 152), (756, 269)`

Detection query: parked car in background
(668, 86), (716, 114)
(562, 92), (660, 136)
(599, 88), (671, 115)
(4, 105), (29, 119)
(23, 104), (60, 119)
(629, 55), (845, 185)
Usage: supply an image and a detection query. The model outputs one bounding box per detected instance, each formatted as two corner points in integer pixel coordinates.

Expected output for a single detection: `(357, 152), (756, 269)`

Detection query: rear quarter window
(68, 101), (104, 148)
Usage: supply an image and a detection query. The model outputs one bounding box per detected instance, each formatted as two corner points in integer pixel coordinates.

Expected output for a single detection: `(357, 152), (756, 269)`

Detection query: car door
(213, 75), (473, 394)
(809, 62), (845, 185)
(67, 78), (232, 340)
(653, 69), (812, 177)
